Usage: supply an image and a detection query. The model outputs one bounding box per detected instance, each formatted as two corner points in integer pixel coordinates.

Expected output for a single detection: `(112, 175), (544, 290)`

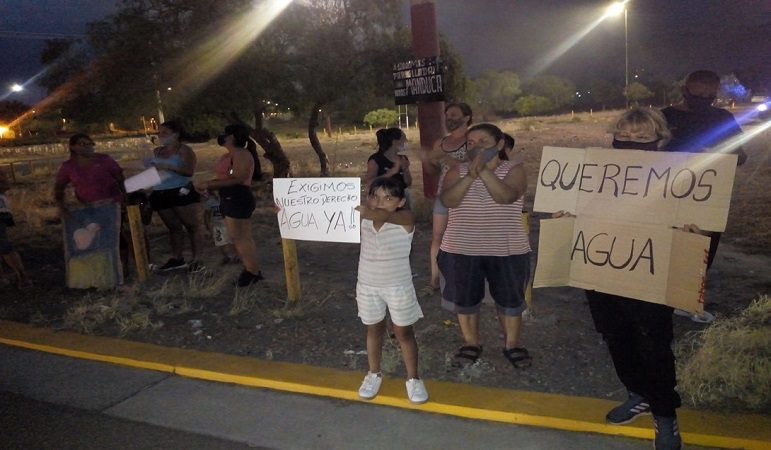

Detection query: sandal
(502, 347), (532, 369)
(453, 345), (483, 367)
(418, 284), (438, 298)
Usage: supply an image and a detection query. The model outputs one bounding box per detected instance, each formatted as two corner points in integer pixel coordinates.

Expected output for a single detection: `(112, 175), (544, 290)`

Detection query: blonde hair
(609, 107), (671, 148)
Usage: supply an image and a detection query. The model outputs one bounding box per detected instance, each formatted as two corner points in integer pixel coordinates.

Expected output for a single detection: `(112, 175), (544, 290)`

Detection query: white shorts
(212, 224), (230, 247)
(356, 281), (423, 327)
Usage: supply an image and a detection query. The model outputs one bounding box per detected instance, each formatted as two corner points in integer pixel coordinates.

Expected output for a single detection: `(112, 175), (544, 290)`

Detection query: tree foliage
(513, 95), (553, 116)
(521, 75), (575, 112)
(626, 82), (654, 104)
(471, 70), (521, 115)
(363, 108), (398, 128)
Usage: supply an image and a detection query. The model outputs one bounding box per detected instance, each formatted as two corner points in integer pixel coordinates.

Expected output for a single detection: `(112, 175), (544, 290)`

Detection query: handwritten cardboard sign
(273, 178), (361, 243)
(532, 147), (735, 311)
(534, 147), (737, 231)
(534, 217), (709, 312)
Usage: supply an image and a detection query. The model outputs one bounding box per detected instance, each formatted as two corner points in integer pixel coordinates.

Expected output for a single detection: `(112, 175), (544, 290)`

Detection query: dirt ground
(2, 112), (770, 409)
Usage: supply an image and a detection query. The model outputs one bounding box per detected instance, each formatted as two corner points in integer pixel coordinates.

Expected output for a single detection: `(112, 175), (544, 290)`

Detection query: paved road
(0, 344), (668, 450)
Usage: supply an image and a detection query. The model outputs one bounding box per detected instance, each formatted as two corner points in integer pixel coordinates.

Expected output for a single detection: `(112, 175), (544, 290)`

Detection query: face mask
(445, 118), (462, 131)
(159, 135), (177, 146)
(468, 146), (499, 162)
(683, 90), (716, 111)
(612, 139), (661, 151)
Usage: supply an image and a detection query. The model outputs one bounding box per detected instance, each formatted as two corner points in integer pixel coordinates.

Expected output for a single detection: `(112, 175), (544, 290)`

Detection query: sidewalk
(1, 320), (768, 449)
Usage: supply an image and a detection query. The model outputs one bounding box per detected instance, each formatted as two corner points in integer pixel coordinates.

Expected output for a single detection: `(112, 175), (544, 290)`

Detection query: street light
(607, 1), (629, 108)
(10, 84), (23, 92)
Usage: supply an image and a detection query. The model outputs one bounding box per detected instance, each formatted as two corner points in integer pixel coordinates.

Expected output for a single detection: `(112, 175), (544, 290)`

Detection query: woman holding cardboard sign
(554, 108), (692, 450)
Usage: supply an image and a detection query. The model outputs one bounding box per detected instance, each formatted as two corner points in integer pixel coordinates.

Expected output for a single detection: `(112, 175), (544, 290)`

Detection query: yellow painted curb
(1, 320), (769, 449)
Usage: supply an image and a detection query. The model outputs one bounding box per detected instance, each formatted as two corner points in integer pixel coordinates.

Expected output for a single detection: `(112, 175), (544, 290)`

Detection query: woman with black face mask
(196, 126), (262, 287)
(554, 108), (700, 450)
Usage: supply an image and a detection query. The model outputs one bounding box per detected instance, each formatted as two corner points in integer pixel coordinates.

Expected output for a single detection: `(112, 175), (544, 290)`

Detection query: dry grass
(675, 295), (771, 412)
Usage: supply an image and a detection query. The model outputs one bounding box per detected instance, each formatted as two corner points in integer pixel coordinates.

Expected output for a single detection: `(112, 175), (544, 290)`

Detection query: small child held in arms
(202, 190), (239, 265)
(355, 177), (428, 404)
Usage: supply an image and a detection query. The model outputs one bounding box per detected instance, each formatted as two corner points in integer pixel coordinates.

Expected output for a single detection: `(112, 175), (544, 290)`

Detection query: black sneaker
(158, 258), (187, 271)
(187, 261), (205, 273)
(653, 415), (682, 450)
(235, 270), (264, 287)
(606, 392), (651, 425)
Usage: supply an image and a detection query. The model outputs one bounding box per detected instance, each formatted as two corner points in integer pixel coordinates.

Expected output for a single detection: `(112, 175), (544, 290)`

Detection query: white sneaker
(406, 378), (428, 404)
(358, 372), (382, 400)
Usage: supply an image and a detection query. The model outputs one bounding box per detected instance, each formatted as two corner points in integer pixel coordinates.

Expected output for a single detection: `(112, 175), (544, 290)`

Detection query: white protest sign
(124, 167), (162, 193)
(273, 178), (361, 243)
(533, 147), (737, 231)
(534, 217), (709, 312)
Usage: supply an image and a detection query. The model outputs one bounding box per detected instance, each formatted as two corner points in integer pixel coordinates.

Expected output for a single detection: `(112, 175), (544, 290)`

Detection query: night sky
(1, 0), (769, 104)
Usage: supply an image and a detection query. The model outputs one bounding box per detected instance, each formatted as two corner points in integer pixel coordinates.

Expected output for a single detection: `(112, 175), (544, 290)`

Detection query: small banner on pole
(393, 56), (445, 105)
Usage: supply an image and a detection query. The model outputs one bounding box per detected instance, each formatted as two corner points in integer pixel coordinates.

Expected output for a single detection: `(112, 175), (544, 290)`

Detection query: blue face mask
(468, 146), (499, 162)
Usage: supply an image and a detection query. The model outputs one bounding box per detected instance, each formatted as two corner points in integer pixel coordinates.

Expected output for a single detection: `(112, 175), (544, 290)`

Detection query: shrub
(363, 109), (398, 128)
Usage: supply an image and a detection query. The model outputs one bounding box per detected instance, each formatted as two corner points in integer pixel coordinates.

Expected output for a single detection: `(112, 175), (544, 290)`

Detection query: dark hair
(375, 127), (403, 154)
(499, 133), (515, 160)
(68, 133), (91, 146)
(367, 177), (406, 204)
(467, 123), (503, 144)
(445, 102), (473, 126)
(160, 120), (186, 140)
(224, 124), (250, 148)
(685, 70), (720, 86)
(224, 124), (262, 181)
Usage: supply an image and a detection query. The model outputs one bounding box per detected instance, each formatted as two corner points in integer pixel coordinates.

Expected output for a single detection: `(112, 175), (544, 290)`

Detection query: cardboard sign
(63, 203), (123, 289)
(532, 147), (734, 311)
(534, 147), (737, 231)
(534, 217), (709, 312)
(273, 178), (361, 243)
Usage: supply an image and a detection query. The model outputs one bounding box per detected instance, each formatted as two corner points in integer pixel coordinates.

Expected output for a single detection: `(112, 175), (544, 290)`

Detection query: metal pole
(624, 7), (629, 108)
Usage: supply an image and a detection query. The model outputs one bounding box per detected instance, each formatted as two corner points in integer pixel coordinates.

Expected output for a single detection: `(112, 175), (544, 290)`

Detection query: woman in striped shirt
(438, 123), (532, 369)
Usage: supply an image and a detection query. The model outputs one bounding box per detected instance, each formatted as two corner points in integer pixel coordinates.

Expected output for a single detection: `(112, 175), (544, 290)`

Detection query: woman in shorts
(438, 123), (531, 369)
(147, 120), (205, 273)
(196, 125), (261, 287)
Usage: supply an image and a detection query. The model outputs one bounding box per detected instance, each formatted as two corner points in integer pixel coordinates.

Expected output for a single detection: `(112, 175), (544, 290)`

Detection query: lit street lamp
(11, 83), (24, 92)
(607, 1), (629, 108)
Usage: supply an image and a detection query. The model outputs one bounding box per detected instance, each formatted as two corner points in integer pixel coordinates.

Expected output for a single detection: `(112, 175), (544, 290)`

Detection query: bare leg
(393, 324), (419, 379)
(502, 315), (523, 350)
(457, 313), (481, 347)
(225, 217), (260, 274)
(175, 203), (205, 262)
(366, 321), (386, 374)
(156, 208), (184, 260)
(2, 251), (30, 287)
(428, 212), (448, 289)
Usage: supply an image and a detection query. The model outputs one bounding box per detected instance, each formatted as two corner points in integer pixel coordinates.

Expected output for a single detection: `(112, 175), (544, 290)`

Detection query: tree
(363, 109), (398, 128)
(521, 75), (575, 113)
(471, 70), (521, 116)
(626, 82), (654, 105)
(282, 0), (404, 176)
(513, 95), (553, 116)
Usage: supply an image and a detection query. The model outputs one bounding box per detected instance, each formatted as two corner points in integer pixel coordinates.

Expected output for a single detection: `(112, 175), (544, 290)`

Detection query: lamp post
(607, 1), (629, 108)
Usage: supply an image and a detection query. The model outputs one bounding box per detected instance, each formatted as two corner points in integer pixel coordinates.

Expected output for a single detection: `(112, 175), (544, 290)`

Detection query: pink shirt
(214, 152), (254, 186)
(55, 153), (124, 204)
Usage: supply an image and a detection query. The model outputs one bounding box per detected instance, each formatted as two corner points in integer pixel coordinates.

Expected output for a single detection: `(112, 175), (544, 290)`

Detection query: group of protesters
(0, 69), (747, 450)
(354, 70), (746, 450)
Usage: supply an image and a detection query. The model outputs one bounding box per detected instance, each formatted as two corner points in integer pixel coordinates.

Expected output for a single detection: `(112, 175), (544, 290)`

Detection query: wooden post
(282, 238), (301, 302)
(126, 205), (149, 282)
(411, 0), (445, 200)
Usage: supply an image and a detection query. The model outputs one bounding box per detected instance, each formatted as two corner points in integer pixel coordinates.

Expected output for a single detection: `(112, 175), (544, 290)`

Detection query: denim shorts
(438, 251), (530, 316)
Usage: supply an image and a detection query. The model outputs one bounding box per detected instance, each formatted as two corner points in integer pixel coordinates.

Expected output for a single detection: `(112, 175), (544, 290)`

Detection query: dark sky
(1, 0), (769, 104)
